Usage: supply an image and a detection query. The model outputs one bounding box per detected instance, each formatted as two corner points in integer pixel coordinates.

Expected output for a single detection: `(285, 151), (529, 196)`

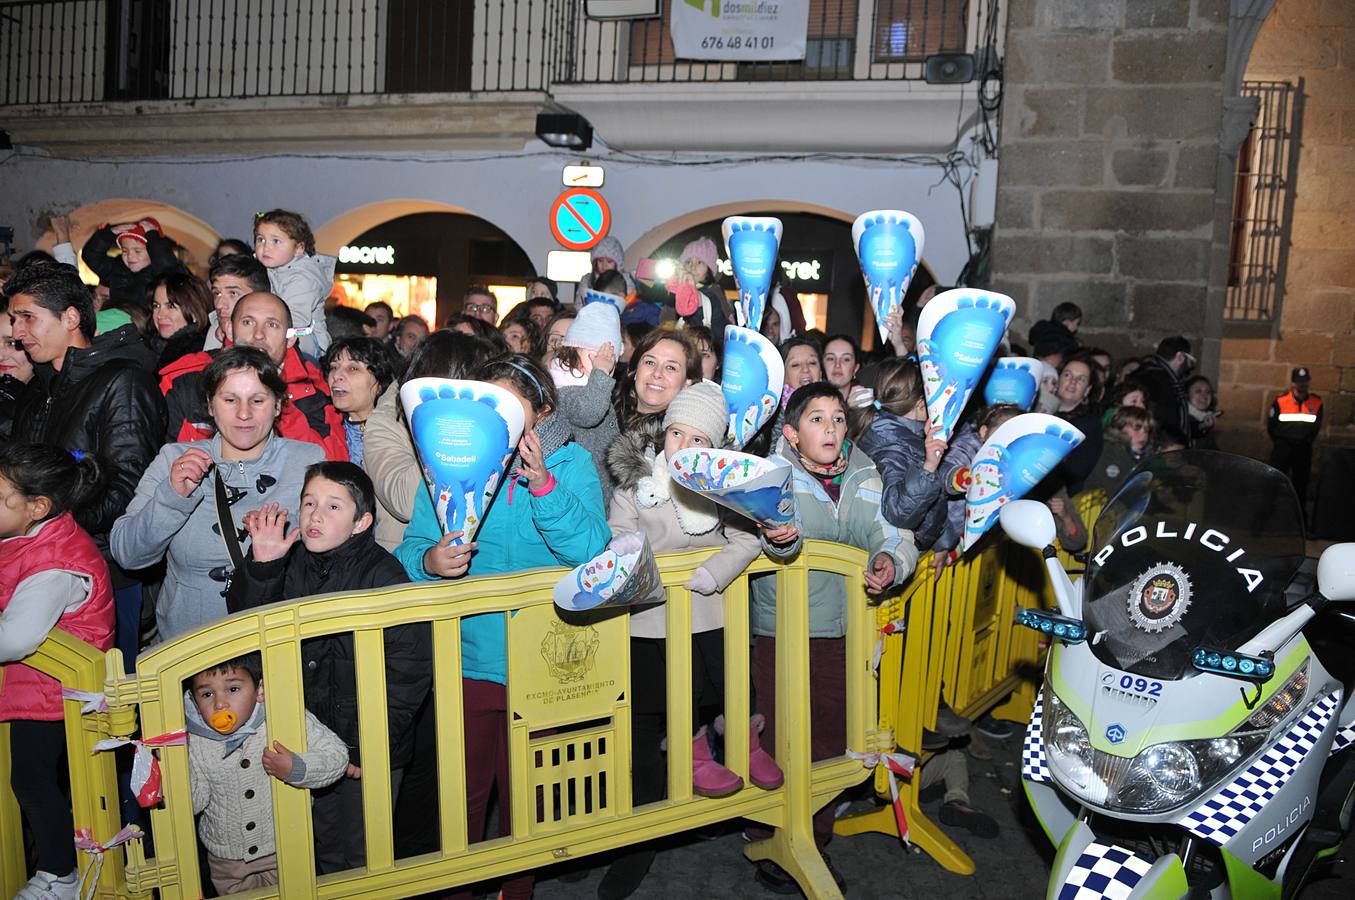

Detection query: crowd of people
(0, 214), (1231, 900)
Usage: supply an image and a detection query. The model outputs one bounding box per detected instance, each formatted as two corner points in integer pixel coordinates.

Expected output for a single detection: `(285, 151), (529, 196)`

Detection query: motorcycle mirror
(1317, 542), (1355, 602)
(999, 499), (1057, 551)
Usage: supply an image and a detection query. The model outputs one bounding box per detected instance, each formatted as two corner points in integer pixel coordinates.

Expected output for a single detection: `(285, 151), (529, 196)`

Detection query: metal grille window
(1225, 80), (1298, 323)
(871, 0), (968, 62)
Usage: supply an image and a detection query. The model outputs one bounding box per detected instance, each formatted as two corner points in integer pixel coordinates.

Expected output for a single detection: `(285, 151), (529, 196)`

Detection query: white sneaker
(14, 870), (79, 900)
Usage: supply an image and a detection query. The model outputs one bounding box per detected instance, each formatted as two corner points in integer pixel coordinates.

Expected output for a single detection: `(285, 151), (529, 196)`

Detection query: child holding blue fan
(850, 357), (958, 551)
(751, 382), (916, 891)
(601, 381), (769, 897)
(395, 354), (609, 900)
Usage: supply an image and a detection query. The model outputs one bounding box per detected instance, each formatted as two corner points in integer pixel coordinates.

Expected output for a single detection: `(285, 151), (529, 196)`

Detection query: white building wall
(0, 148), (977, 288)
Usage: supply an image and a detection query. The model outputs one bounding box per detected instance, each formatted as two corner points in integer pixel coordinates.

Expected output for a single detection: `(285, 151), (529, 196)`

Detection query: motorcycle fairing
(1047, 822), (1189, 900)
(1180, 692), (1340, 847)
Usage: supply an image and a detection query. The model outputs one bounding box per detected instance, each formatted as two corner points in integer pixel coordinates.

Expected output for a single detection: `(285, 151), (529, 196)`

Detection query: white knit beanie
(663, 381), (730, 448)
(562, 301), (623, 354)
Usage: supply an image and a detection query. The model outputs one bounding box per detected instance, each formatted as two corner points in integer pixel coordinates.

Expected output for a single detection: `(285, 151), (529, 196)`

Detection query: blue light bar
(1015, 607), (1087, 644)
(1192, 647), (1275, 682)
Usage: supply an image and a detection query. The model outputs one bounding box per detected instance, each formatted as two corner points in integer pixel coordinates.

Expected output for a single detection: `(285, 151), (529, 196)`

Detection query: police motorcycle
(1000, 451), (1355, 898)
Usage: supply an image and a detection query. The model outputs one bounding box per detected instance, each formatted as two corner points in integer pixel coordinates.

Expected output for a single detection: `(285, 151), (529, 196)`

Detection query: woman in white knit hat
(600, 380), (779, 898)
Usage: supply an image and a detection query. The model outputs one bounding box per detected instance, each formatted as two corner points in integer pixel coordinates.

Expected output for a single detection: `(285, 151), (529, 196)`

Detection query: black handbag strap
(214, 470), (247, 573)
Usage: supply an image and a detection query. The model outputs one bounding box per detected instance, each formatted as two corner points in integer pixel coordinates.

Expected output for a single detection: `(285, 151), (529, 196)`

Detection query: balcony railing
(0, 0), (990, 106)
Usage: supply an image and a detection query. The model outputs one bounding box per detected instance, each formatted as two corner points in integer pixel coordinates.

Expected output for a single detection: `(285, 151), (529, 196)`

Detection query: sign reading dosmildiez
(670, 0), (809, 61)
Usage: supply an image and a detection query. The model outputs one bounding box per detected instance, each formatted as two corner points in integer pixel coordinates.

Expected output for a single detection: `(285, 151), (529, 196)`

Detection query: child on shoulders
(252, 210), (334, 357)
(549, 300), (623, 506)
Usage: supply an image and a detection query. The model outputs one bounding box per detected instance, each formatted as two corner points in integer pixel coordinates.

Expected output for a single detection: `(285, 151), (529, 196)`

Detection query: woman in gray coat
(111, 347), (325, 641)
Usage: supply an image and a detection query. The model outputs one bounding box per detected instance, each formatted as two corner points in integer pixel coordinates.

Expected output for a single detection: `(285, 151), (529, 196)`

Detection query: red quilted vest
(0, 513), (114, 721)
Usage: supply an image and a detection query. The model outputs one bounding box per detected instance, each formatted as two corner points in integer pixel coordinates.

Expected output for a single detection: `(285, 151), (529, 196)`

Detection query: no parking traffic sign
(550, 188), (611, 251)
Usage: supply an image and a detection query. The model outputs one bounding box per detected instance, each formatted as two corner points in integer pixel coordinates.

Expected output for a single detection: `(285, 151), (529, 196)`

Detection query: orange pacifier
(208, 710), (238, 733)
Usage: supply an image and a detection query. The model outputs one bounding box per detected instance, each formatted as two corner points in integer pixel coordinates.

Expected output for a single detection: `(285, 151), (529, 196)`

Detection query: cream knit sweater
(189, 711), (349, 862)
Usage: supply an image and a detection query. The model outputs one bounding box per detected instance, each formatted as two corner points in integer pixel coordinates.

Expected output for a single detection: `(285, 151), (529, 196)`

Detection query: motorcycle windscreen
(1081, 450), (1306, 680)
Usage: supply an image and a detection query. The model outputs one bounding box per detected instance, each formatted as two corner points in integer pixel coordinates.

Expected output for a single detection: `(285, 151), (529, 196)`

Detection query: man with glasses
(462, 288), (498, 326)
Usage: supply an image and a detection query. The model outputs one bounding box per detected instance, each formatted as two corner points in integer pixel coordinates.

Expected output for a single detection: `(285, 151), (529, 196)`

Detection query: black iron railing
(0, 0), (988, 106)
(1225, 80), (1299, 324)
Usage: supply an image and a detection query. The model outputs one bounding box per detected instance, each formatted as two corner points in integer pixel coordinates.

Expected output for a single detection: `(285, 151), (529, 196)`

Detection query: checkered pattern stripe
(1330, 719), (1355, 756)
(1056, 840), (1154, 900)
(1023, 689), (1052, 783)
(1182, 692), (1339, 845)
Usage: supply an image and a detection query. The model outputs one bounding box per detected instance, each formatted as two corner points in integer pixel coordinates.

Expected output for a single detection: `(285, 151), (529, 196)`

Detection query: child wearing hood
(185, 652), (348, 894)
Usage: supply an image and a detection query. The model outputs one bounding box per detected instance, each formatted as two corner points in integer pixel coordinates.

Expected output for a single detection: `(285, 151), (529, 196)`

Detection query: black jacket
(13, 324), (167, 551)
(1136, 355), (1190, 442)
(0, 374), (27, 441)
(225, 529), (429, 768)
(80, 225), (186, 306)
(1054, 406), (1105, 496)
(149, 326), (207, 374)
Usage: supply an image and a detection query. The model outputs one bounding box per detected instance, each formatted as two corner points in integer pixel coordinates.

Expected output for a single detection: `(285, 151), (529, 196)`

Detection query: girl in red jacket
(0, 443), (114, 900)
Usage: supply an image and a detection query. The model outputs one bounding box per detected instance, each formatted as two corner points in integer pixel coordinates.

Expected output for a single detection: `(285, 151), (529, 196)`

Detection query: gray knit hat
(663, 380), (729, 448)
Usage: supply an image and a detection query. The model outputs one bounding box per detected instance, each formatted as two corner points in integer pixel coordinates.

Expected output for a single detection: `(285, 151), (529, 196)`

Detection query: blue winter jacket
(395, 441), (611, 684)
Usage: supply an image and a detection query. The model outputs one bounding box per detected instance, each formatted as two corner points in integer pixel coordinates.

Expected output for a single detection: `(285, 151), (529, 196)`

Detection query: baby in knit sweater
(185, 653), (348, 894)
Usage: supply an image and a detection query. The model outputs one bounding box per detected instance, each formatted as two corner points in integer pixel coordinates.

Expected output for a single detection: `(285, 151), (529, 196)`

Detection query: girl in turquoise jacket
(395, 355), (609, 900)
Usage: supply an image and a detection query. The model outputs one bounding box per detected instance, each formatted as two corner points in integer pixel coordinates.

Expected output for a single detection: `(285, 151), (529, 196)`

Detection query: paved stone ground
(529, 728), (1355, 899)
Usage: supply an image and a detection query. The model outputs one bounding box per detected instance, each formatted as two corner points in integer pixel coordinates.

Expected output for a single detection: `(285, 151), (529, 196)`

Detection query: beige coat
(607, 431), (761, 639)
(364, 384), (422, 551)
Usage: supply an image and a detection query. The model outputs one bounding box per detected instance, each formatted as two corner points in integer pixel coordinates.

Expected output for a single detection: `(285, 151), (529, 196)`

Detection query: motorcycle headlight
(1041, 689), (1270, 814)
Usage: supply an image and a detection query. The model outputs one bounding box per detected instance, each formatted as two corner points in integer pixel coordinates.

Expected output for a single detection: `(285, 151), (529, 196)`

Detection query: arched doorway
(638, 207), (936, 350)
(321, 206), (535, 328)
(35, 199), (221, 274)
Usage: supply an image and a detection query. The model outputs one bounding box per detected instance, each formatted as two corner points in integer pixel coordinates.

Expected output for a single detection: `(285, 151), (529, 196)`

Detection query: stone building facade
(991, 0), (1354, 469)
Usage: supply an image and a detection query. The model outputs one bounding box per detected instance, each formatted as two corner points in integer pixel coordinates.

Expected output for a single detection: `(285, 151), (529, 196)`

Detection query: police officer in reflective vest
(1267, 366), (1323, 516)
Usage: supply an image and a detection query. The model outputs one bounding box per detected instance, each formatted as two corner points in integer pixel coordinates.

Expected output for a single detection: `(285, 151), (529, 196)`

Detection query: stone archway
(313, 199), (479, 256)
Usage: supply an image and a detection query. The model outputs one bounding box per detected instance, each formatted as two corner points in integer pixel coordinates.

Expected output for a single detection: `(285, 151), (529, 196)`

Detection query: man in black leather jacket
(6, 261), (167, 665)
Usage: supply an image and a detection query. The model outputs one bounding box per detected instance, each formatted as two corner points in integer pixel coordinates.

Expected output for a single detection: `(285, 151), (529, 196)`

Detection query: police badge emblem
(1128, 562), (1192, 633)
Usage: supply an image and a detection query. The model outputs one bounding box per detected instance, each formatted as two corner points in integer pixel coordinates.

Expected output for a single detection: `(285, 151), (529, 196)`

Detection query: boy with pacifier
(185, 652), (348, 895)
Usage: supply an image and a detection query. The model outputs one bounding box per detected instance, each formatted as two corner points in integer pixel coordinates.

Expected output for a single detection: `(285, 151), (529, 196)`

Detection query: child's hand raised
(514, 431), (550, 493)
(590, 342), (617, 377)
(261, 740), (295, 781)
(169, 448), (214, 498)
(921, 423), (948, 474)
(423, 531), (476, 578)
(761, 523), (799, 546)
(864, 553), (896, 596)
(244, 502), (299, 563)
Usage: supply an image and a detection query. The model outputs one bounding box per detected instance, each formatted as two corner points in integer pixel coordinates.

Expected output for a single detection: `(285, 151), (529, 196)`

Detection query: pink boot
(715, 714), (785, 790)
(692, 726), (743, 798)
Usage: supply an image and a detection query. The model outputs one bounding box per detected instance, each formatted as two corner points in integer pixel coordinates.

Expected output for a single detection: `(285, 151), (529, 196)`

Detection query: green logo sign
(684, 0), (721, 17)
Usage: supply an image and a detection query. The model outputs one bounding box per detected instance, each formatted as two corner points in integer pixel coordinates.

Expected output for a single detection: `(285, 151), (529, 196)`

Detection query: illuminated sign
(714, 256), (825, 284)
(563, 164), (606, 188)
(339, 245), (396, 265)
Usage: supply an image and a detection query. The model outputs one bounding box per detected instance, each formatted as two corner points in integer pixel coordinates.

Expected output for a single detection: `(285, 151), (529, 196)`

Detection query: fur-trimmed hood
(608, 428), (658, 491)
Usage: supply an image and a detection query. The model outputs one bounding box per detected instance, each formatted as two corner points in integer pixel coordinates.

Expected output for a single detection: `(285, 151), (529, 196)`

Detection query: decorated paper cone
(962, 413), (1085, 552)
(667, 448), (795, 527)
(984, 357), (1042, 410)
(582, 289), (627, 317)
(400, 378), (525, 545)
(916, 288), (1015, 441)
(722, 216), (783, 331)
(852, 210), (924, 347)
(554, 531), (666, 612)
(720, 325), (784, 448)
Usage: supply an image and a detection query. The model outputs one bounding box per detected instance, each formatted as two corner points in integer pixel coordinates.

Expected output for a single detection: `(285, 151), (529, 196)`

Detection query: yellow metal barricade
(87, 541), (878, 900)
(0, 632), (134, 900)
